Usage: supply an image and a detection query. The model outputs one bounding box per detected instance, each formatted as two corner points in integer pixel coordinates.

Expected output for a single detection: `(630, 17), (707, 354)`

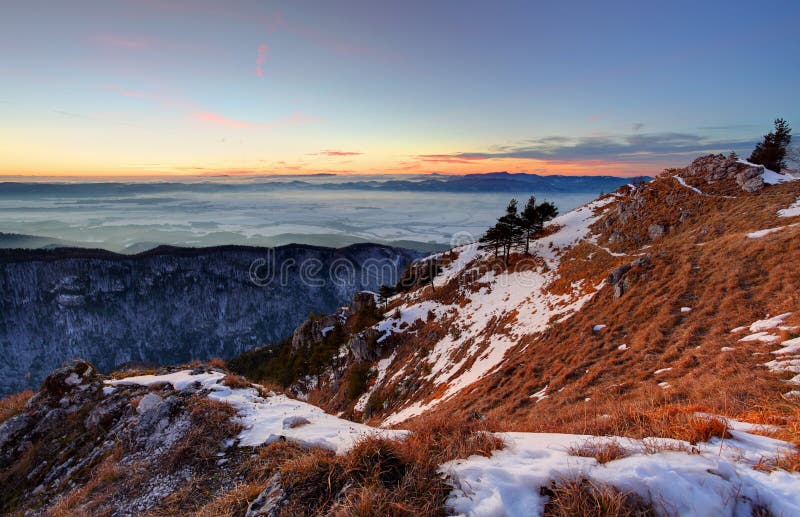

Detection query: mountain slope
(261, 155), (800, 437)
(2, 154), (800, 515)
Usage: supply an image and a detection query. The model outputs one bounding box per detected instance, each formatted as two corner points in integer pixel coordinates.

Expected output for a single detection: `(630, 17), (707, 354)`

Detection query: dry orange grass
(276, 413), (504, 516)
(45, 447), (123, 517)
(568, 438), (629, 464)
(397, 179), (800, 441)
(220, 373), (252, 390)
(166, 396), (242, 468)
(107, 367), (157, 379)
(208, 357), (227, 369)
(756, 449), (800, 473)
(543, 478), (657, 517)
(0, 389), (33, 424)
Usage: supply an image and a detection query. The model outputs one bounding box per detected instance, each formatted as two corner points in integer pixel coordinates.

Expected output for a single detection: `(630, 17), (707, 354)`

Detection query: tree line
(479, 196), (558, 264)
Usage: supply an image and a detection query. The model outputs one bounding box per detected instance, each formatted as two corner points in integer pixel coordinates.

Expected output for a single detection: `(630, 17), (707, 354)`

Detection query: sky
(1, 0), (798, 178)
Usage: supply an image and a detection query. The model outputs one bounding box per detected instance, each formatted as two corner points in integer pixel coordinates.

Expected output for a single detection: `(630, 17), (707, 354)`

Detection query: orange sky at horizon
(0, 152), (666, 179)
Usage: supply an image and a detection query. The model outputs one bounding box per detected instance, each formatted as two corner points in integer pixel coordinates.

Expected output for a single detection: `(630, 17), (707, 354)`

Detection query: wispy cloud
(52, 109), (148, 129)
(255, 43), (269, 77)
(425, 132), (756, 164)
(318, 150), (362, 156)
(191, 111), (257, 128)
(102, 83), (322, 131)
(191, 110), (323, 130)
(415, 154), (488, 164)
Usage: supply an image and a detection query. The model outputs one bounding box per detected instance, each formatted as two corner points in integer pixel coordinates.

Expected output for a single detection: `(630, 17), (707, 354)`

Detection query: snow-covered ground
(380, 198), (616, 425)
(673, 175), (705, 195)
(746, 226), (788, 238)
(110, 370), (405, 454)
(443, 427), (800, 516)
(778, 197), (800, 218)
(729, 313), (800, 397)
(111, 370), (800, 516)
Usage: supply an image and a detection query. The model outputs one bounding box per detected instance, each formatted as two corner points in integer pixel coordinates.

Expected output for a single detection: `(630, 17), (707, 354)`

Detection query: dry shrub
(279, 448), (342, 514)
(543, 478), (657, 517)
(46, 486), (91, 517)
(188, 482), (264, 517)
(755, 448), (800, 473)
(278, 414), (504, 516)
(236, 441), (309, 484)
(167, 396), (242, 468)
(107, 368), (156, 379)
(45, 446), (123, 517)
(221, 374), (252, 390)
(682, 415), (730, 443)
(612, 405), (730, 444)
(400, 412), (504, 465)
(0, 389), (33, 424)
(568, 438), (628, 464)
(208, 357), (227, 369)
(640, 438), (693, 455)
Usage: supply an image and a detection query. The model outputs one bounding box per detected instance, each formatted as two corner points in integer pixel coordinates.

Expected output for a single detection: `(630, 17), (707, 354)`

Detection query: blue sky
(1, 0), (798, 176)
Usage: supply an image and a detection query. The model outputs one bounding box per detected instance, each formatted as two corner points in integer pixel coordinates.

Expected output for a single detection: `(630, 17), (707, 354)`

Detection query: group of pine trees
(749, 118), (793, 172)
(480, 196), (558, 263)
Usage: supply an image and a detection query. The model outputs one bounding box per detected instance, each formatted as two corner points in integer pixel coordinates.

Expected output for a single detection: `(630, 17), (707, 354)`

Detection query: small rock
(136, 393), (164, 415)
(647, 223), (667, 240)
(246, 473), (287, 517)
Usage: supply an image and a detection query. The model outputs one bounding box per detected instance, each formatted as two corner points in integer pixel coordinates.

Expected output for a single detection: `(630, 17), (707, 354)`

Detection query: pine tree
(479, 223), (504, 258)
(377, 284), (395, 308)
(518, 197), (558, 255)
(496, 199), (524, 264)
(749, 118), (792, 172)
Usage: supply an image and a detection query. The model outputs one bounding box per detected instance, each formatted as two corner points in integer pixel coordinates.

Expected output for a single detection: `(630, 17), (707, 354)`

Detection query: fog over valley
(0, 174), (632, 252)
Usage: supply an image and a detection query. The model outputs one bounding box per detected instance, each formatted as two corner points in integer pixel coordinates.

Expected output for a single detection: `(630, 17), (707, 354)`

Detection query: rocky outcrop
(684, 153), (768, 192)
(0, 360), (243, 515)
(246, 473), (287, 517)
(347, 328), (383, 362)
(0, 244), (420, 395)
(291, 313), (342, 351)
(608, 254), (651, 299)
(348, 291), (379, 316)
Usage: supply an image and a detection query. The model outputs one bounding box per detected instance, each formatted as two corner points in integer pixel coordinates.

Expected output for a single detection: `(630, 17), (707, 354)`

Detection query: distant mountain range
(0, 171), (649, 195)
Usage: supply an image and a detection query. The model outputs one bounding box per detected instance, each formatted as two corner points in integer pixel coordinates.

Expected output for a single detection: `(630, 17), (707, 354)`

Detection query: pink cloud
(191, 110), (323, 130)
(256, 43), (269, 76)
(191, 111), (257, 129)
(416, 154), (489, 164)
(319, 150), (362, 156)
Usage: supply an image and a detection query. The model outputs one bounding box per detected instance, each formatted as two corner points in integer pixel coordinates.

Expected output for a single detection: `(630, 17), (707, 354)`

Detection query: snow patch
(740, 332), (781, 343)
(442, 430), (800, 517)
(778, 197), (800, 218)
(746, 227), (786, 238)
(530, 385), (549, 402)
(111, 370), (405, 454)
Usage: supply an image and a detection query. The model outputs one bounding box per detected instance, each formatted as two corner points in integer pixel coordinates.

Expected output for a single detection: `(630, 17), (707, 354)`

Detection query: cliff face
(0, 243), (420, 394)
